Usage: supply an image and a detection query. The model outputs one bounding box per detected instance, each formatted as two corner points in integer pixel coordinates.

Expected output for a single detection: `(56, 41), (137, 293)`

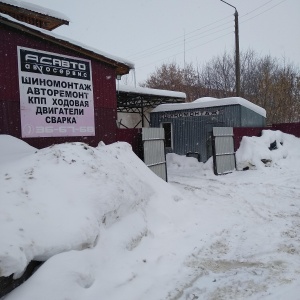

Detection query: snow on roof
(0, 0), (70, 22)
(0, 13), (135, 70)
(118, 84), (186, 99)
(152, 97), (266, 117)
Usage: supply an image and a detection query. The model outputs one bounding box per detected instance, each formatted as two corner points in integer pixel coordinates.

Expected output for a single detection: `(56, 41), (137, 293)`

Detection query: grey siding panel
(215, 136), (234, 154)
(213, 127), (236, 175)
(150, 104), (265, 162)
(215, 155), (236, 174)
(240, 106), (266, 127)
(142, 128), (167, 181)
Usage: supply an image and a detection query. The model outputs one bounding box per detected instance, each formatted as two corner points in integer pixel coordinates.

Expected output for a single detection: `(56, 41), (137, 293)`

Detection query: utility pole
(183, 29), (186, 71)
(220, 0), (240, 97)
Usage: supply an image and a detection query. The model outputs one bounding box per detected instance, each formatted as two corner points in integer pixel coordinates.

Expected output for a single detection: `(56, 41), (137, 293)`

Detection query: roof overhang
(116, 85), (186, 113)
(0, 13), (134, 76)
(0, 1), (69, 30)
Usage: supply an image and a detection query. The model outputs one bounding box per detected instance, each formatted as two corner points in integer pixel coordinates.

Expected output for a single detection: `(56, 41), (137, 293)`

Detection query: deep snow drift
(1, 130), (300, 299)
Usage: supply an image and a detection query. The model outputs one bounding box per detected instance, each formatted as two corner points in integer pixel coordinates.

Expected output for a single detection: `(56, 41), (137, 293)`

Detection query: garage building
(150, 97), (266, 162)
(0, 0), (134, 149)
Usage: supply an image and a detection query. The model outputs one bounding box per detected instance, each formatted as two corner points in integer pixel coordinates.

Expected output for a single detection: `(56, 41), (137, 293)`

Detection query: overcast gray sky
(25, 0), (300, 85)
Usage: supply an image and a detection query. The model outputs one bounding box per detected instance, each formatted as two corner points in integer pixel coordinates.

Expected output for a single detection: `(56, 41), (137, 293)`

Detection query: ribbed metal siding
(215, 155), (236, 174)
(240, 106), (266, 127)
(213, 127), (234, 154)
(142, 128), (167, 181)
(213, 127), (235, 175)
(150, 105), (243, 162)
(150, 104), (267, 162)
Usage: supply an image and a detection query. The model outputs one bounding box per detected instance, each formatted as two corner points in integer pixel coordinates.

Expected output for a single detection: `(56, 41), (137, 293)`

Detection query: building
(0, 0), (134, 149)
(116, 84), (185, 128)
(0, 1), (188, 155)
(150, 97), (266, 162)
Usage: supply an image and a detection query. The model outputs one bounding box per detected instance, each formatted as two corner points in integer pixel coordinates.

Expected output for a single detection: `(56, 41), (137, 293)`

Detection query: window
(161, 122), (172, 148)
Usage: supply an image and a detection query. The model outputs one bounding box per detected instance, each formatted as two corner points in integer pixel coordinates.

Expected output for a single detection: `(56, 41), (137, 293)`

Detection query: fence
(233, 122), (300, 151)
(116, 128), (142, 158)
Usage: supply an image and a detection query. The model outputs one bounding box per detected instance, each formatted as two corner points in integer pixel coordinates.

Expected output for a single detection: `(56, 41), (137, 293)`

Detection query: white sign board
(17, 46), (95, 137)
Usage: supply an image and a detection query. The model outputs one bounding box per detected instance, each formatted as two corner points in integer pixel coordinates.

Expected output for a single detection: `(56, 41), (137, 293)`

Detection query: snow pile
(1, 130), (300, 299)
(235, 130), (297, 170)
(0, 136), (179, 278)
(0, 135), (36, 165)
(166, 152), (200, 169)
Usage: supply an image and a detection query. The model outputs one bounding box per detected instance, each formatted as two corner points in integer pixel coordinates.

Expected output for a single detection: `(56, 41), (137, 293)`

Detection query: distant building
(150, 97), (266, 162)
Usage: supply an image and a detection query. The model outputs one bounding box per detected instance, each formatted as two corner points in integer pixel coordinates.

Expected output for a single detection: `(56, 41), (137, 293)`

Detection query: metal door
(142, 128), (167, 181)
(212, 127), (236, 175)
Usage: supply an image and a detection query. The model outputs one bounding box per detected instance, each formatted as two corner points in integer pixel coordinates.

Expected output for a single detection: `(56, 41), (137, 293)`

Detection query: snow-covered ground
(0, 130), (300, 299)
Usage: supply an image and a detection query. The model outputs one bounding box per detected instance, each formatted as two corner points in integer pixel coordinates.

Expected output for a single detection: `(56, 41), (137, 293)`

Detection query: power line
(133, 24), (233, 61)
(126, 14), (233, 59)
(134, 0), (288, 72)
(240, 0), (288, 24)
(240, 0), (275, 17)
(138, 32), (233, 70)
(130, 0), (284, 62)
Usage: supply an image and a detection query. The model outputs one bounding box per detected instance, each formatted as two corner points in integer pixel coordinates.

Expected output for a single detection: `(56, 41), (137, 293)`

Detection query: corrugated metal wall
(150, 104), (266, 162)
(233, 127), (266, 151)
(240, 106), (266, 127)
(212, 127), (235, 175)
(142, 128), (167, 181)
(0, 24), (118, 148)
(271, 122), (300, 137)
(233, 122), (300, 151)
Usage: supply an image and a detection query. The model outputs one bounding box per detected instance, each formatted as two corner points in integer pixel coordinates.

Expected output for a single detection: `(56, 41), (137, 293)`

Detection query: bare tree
(141, 62), (201, 102)
(141, 50), (300, 123)
(141, 62), (183, 91)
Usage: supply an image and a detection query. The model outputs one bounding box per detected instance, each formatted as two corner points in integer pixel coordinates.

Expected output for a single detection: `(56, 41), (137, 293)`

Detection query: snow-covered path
(166, 152), (300, 299)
